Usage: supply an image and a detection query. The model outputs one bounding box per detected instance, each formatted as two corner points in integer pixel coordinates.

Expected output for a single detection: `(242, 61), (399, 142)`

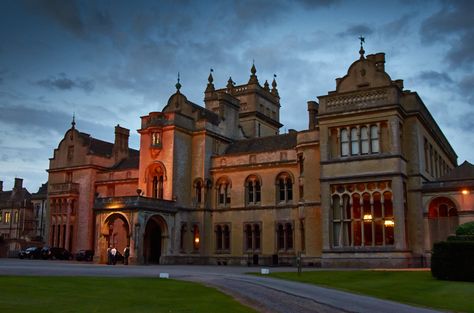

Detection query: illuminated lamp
(384, 220), (395, 227)
(363, 214), (372, 221)
(462, 189), (469, 195)
(194, 237), (200, 244)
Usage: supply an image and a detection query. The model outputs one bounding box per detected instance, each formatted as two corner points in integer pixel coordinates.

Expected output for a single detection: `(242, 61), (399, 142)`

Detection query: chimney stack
(307, 101), (319, 130)
(0, 180), (3, 192)
(113, 124), (130, 162)
(14, 178), (23, 190)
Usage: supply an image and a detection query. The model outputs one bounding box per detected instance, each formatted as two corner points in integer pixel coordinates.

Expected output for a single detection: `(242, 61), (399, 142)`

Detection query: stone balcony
(49, 183), (80, 195)
(93, 196), (177, 213)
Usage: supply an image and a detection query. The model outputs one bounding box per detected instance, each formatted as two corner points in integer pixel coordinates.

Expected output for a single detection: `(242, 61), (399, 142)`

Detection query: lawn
(265, 270), (474, 312)
(0, 276), (256, 313)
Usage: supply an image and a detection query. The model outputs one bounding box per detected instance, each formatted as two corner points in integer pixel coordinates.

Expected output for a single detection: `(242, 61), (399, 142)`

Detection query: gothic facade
(46, 49), (473, 267)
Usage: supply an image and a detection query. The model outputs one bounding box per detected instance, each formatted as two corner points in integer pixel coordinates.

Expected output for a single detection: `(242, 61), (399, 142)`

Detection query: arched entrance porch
(143, 215), (168, 264)
(103, 213), (130, 256)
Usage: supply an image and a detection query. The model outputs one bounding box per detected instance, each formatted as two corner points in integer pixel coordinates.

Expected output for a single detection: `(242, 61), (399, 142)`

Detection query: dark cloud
(420, 0), (474, 69)
(382, 12), (418, 36)
(294, 0), (340, 9)
(417, 70), (453, 86)
(35, 73), (94, 92)
(338, 24), (374, 37)
(25, 0), (85, 36)
(459, 74), (474, 105)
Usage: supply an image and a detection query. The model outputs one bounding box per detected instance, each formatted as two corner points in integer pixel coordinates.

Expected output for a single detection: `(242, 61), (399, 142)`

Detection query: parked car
(18, 246), (42, 259)
(41, 247), (73, 260)
(75, 250), (94, 261)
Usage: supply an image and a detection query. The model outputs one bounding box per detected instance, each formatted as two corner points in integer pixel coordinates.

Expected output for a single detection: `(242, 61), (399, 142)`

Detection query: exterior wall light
(462, 189), (469, 195)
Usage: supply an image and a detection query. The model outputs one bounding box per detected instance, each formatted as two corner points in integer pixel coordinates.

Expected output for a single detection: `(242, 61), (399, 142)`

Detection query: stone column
(65, 199), (71, 251)
(392, 177), (407, 250)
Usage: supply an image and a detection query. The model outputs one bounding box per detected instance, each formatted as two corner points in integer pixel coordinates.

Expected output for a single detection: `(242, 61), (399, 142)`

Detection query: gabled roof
(224, 132), (297, 155)
(112, 155), (139, 170)
(437, 161), (474, 182)
(76, 131), (139, 158)
(423, 161), (474, 192)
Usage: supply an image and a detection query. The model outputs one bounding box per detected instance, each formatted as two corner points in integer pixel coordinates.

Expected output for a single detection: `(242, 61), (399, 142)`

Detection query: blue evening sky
(0, 0), (473, 191)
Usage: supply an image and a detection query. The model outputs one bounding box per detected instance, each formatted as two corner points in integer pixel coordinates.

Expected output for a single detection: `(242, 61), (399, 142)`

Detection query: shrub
(431, 241), (474, 282)
(455, 221), (474, 236)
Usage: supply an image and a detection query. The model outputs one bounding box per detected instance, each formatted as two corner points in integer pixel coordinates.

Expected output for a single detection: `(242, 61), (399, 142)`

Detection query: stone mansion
(45, 47), (474, 267)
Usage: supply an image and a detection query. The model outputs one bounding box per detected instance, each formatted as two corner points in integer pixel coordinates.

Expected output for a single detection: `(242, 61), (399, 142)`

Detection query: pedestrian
(111, 246), (117, 265)
(107, 246), (112, 265)
(123, 246), (130, 265)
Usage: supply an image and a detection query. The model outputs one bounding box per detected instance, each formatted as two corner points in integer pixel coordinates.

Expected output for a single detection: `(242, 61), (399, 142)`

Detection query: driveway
(0, 259), (442, 313)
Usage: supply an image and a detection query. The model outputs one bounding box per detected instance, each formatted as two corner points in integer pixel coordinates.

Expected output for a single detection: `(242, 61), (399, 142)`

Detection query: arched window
(276, 222), (294, 251)
(216, 177), (231, 207)
(350, 127), (359, 155)
(194, 179), (203, 205)
(428, 197), (458, 244)
(341, 129), (349, 156)
(276, 173), (293, 203)
(246, 175), (261, 206)
(152, 170), (164, 199)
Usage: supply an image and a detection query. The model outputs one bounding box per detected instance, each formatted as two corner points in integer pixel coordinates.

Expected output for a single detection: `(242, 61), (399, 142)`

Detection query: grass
(0, 276), (256, 313)
(264, 270), (474, 312)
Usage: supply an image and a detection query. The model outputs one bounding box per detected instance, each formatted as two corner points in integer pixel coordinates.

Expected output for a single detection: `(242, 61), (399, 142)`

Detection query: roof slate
(224, 132), (297, 155)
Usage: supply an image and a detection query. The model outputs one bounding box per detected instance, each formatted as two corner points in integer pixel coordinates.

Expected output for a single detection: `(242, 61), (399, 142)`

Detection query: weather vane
(359, 36), (365, 48)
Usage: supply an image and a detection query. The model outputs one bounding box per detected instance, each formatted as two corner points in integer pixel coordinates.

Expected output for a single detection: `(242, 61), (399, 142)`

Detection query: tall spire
(71, 112), (76, 129)
(248, 61), (259, 84)
(206, 68), (215, 92)
(359, 36), (365, 59)
(175, 72), (182, 92)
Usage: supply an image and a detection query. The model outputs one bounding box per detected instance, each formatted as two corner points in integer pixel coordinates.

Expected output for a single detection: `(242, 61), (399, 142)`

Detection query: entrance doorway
(144, 216), (165, 264)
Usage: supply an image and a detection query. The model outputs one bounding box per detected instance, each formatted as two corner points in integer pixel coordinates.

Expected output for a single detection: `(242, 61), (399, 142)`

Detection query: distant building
(46, 48), (473, 267)
(31, 183), (48, 241)
(0, 178), (36, 256)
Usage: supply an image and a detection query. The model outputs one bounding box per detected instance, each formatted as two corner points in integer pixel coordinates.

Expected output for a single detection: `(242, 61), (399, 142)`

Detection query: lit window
(332, 182), (394, 247)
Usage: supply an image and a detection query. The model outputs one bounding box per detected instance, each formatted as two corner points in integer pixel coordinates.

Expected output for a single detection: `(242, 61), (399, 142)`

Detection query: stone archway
(104, 213), (130, 254)
(143, 215), (168, 264)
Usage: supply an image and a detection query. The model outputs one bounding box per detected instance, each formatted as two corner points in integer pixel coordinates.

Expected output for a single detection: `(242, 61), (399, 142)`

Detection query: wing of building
(44, 48), (473, 267)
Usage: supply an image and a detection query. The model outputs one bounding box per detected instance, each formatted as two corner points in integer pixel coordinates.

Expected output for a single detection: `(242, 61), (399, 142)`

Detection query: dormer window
(151, 132), (161, 147)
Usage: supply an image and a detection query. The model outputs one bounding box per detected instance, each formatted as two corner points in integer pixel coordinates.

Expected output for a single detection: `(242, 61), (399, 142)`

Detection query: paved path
(0, 259), (442, 313)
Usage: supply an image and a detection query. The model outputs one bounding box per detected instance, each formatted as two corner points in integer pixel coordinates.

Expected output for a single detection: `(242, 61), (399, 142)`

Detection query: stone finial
(248, 62), (259, 84)
(271, 74), (279, 97)
(263, 80), (270, 91)
(175, 72), (182, 92)
(206, 68), (215, 92)
(71, 113), (76, 129)
(359, 36), (365, 59)
(227, 76), (235, 91)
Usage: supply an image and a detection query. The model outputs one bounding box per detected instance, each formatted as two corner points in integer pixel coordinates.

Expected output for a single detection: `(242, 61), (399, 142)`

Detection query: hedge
(455, 221), (474, 236)
(431, 241), (474, 282)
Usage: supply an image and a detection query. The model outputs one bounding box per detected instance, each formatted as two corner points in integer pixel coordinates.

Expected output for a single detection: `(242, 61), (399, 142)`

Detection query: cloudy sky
(0, 0), (473, 192)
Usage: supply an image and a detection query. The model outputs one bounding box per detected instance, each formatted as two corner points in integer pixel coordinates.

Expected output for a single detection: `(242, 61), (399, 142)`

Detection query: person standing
(123, 246), (130, 265)
(111, 246), (117, 265)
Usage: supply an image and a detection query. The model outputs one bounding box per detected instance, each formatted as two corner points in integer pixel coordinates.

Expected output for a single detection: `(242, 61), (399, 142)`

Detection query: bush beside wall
(431, 241), (474, 282)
